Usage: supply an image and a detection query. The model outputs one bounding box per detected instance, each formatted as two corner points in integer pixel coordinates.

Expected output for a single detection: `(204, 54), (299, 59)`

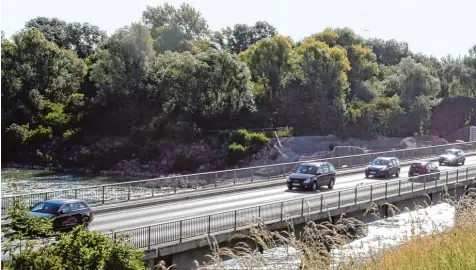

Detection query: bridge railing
(2, 141), (476, 216)
(105, 165), (476, 249)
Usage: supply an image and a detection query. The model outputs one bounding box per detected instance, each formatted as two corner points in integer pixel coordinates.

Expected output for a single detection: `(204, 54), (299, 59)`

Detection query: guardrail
(105, 165), (476, 249)
(2, 141), (476, 216)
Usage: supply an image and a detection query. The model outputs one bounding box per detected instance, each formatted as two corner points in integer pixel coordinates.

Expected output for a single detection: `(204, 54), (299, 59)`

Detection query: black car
(287, 162), (336, 191)
(365, 157), (401, 178)
(438, 149), (465, 166)
(28, 199), (94, 230)
(408, 160), (440, 181)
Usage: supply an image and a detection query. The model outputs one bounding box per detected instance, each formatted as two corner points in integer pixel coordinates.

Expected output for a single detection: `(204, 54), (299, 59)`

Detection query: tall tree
(142, 3), (209, 53)
(212, 21), (278, 53)
(90, 23), (156, 135)
(24, 17), (106, 58)
(240, 35), (297, 127)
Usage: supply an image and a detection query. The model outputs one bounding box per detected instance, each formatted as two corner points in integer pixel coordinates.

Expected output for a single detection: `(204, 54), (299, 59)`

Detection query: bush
(227, 142), (248, 163)
(276, 127), (293, 137)
(2, 201), (148, 270)
(226, 129), (270, 164)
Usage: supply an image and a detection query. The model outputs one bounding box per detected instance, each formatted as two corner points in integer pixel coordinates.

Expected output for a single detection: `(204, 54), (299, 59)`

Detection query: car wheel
(287, 184), (293, 190)
(395, 169), (400, 178)
(81, 216), (90, 228)
(384, 171), (389, 179)
(328, 178), (335, 189)
(439, 161), (443, 166)
(311, 181), (318, 191)
(365, 173), (369, 178)
(462, 159), (465, 165)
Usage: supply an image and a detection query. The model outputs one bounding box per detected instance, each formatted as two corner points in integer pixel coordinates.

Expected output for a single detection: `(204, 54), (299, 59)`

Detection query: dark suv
(438, 149), (465, 166)
(365, 157), (400, 178)
(408, 160), (440, 181)
(287, 162), (336, 191)
(28, 199), (94, 230)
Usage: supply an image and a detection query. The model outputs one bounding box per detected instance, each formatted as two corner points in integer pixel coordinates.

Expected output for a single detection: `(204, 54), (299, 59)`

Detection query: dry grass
(341, 192), (476, 270)
(194, 189), (476, 270)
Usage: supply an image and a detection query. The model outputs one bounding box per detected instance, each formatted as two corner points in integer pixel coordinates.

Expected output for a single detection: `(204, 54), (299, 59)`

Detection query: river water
(206, 203), (456, 270)
(1, 168), (135, 196)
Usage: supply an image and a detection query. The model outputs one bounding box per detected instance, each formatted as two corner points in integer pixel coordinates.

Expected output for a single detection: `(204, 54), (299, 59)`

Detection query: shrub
(276, 127), (293, 137)
(226, 129), (270, 164)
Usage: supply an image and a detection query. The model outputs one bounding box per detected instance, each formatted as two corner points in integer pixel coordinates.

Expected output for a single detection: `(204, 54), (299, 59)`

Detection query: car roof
(40, 199), (86, 205)
(411, 160), (432, 165)
(302, 162), (328, 167)
(374, 156), (396, 160)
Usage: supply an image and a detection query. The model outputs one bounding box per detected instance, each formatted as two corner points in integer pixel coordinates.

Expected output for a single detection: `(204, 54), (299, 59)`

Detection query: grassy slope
(342, 201), (476, 270)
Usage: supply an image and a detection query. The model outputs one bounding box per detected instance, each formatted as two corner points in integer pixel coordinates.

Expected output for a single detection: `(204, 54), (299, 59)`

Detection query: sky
(1, 0), (475, 58)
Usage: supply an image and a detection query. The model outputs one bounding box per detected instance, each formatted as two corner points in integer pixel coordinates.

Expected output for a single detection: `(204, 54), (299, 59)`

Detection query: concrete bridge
(106, 165), (476, 268)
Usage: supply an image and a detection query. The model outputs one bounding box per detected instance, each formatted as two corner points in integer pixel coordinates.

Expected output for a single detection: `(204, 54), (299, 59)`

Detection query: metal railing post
(354, 188), (358, 205)
(466, 167), (469, 180)
(102, 186), (105, 204)
(179, 220), (183, 242)
(338, 191), (341, 208)
(280, 202), (284, 221)
(301, 198), (304, 216)
(128, 184), (131, 200)
(208, 215), (211, 234)
(251, 168), (254, 183)
(152, 180), (155, 197)
(234, 211), (237, 230)
(258, 206), (261, 217)
(385, 183), (388, 200)
(412, 180), (414, 193)
(320, 195), (323, 212)
(370, 185), (373, 201)
(74, 189), (78, 199)
(147, 226), (151, 249)
(446, 171), (448, 185)
(456, 170), (459, 183)
(398, 181), (401, 196)
(215, 172), (218, 188)
(234, 170), (236, 185)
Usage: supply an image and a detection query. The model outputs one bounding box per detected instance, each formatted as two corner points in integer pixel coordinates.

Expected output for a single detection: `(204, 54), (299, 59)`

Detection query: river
(204, 202), (456, 270)
(1, 168), (137, 196)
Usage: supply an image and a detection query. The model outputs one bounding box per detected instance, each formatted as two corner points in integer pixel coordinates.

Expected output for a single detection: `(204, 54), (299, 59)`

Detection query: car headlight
(303, 178), (311, 183)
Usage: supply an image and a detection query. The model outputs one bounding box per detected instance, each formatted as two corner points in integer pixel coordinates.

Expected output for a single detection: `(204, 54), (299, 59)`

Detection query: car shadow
(407, 175), (438, 184)
(284, 188), (334, 194)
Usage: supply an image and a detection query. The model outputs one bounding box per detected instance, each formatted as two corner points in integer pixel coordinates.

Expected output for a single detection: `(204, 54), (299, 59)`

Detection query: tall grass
(341, 193), (476, 270)
(194, 190), (476, 270)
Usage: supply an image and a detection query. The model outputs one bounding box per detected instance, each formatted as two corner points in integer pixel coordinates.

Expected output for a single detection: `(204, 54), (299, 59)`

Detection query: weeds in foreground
(194, 189), (476, 270)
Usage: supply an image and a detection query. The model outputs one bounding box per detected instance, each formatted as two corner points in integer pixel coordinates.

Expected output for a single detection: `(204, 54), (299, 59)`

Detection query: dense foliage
(2, 201), (147, 270)
(2, 2), (476, 172)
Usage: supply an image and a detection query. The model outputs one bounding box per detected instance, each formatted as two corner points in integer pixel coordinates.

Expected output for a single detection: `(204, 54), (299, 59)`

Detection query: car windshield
(371, 159), (389, 166)
(445, 149), (458, 155)
(293, 165), (318, 174)
(30, 202), (59, 214)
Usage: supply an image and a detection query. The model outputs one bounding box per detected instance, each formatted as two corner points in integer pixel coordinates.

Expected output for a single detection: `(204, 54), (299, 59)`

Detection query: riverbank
(197, 194), (476, 270)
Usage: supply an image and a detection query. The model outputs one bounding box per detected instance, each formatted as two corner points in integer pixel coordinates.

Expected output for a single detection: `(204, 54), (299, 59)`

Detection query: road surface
(89, 156), (476, 233)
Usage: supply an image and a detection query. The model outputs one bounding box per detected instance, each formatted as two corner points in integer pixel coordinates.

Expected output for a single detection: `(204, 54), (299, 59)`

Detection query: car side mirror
(57, 210), (64, 215)
(316, 172), (322, 176)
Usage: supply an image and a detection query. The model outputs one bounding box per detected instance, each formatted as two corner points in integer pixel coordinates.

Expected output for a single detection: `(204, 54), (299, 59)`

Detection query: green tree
(383, 57), (441, 135)
(240, 36), (298, 127)
(90, 23), (156, 135)
(291, 38), (351, 134)
(24, 17), (107, 58)
(212, 21), (278, 53)
(142, 2), (209, 53)
(1, 29), (85, 158)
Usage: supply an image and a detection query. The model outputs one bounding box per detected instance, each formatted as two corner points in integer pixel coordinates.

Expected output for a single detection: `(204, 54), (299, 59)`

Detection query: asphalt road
(89, 156), (476, 233)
